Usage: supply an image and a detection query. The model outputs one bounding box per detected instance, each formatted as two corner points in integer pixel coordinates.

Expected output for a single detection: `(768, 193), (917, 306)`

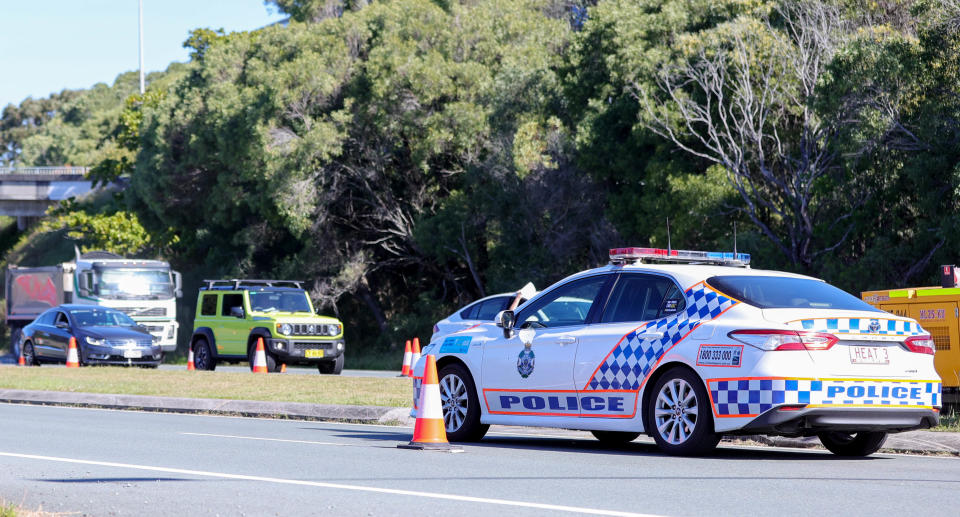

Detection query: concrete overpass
(0, 167), (94, 229)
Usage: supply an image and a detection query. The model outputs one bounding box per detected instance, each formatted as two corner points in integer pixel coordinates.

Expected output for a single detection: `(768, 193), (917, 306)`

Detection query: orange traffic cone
(280, 363), (287, 373)
(186, 346), (196, 371)
(252, 338), (268, 373)
(398, 354), (462, 452)
(17, 347), (25, 366)
(400, 339), (412, 377)
(409, 337), (422, 378)
(66, 337), (80, 368)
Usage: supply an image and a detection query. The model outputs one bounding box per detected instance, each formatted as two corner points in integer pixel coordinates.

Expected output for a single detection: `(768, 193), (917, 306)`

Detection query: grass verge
(0, 367), (410, 407)
(934, 406), (959, 432)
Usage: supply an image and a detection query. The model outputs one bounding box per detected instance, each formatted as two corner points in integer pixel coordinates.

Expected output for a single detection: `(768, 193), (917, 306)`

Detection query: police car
(413, 248), (941, 456)
(430, 284), (537, 343)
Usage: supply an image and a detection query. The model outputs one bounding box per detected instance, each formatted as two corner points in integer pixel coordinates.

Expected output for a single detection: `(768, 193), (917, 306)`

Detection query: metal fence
(0, 166), (89, 176)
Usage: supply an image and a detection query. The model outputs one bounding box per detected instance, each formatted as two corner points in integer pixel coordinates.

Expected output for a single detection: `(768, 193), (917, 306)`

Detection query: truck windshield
(96, 268), (174, 300)
(249, 291), (312, 313)
(706, 275), (883, 311)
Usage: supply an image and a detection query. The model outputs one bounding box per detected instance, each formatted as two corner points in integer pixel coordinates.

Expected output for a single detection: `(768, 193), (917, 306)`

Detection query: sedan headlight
(85, 336), (104, 346)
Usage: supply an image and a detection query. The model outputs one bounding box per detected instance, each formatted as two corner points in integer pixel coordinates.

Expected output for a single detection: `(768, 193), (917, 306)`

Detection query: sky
(0, 1), (287, 108)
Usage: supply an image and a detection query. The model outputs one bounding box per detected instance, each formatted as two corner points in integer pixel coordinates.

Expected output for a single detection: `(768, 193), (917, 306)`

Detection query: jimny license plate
(305, 349), (324, 358)
(849, 345), (889, 364)
(123, 350), (143, 359)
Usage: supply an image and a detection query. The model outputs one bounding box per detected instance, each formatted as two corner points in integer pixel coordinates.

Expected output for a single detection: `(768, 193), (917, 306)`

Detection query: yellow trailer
(862, 278), (960, 404)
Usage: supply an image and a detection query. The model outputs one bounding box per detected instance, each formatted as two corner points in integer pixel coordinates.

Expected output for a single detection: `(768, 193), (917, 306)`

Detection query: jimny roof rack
(202, 279), (305, 290)
(608, 247), (751, 267)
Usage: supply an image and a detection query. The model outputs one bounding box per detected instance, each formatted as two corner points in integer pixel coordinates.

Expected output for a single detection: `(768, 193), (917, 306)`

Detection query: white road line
(0, 451), (664, 517)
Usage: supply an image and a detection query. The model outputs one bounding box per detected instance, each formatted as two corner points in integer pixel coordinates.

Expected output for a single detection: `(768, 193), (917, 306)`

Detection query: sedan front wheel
(437, 363), (488, 442)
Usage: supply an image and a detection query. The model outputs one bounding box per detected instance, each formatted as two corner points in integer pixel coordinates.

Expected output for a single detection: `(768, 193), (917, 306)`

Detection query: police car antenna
(666, 218), (671, 255)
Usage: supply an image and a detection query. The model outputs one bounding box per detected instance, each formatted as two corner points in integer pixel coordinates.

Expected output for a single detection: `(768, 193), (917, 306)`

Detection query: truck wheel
(818, 431), (887, 457)
(647, 366), (720, 456)
(318, 354), (344, 375)
(22, 341), (37, 366)
(193, 338), (216, 371)
(10, 327), (21, 358)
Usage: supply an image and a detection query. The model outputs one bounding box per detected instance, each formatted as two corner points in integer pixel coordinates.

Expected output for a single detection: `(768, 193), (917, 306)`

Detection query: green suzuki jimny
(190, 280), (345, 374)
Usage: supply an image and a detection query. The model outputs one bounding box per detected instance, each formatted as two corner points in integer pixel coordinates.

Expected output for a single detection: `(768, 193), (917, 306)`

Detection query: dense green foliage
(2, 0), (960, 355)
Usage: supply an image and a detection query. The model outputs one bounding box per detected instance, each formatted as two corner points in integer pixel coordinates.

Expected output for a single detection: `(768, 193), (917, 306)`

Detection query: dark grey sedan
(20, 304), (162, 367)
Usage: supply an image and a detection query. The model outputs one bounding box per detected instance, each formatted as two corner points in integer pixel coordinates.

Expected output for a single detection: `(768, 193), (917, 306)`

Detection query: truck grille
(926, 326), (951, 351)
(143, 325), (164, 333)
(116, 307), (167, 317)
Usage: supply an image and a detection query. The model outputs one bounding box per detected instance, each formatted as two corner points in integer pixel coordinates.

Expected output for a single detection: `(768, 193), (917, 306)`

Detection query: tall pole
(138, 0), (145, 94)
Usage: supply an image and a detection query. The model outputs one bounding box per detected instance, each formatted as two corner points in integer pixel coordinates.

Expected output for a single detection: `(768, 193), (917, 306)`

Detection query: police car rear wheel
(648, 367), (719, 455)
(817, 431), (887, 457)
(438, 363), (489, 442)
(590, 431), (641, 444)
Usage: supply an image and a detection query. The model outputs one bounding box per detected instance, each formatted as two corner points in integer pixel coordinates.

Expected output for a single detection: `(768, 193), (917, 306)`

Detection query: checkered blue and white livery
(787, 318), (924, 336)
(585, 283), (738, 391)
(709, 378), (941, 417)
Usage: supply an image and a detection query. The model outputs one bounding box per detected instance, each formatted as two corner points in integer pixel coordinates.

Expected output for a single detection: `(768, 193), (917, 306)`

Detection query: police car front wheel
(648, 367), (720, 455)
(817, 431), (887, 457)
(438, 363), (489, 442)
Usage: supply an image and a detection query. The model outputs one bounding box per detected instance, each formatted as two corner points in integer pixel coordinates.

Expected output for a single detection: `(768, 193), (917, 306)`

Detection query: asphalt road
(1, 403), (959, 517)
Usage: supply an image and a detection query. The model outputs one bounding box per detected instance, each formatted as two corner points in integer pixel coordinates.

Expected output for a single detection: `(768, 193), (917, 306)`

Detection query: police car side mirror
(495, 310), (515, 339)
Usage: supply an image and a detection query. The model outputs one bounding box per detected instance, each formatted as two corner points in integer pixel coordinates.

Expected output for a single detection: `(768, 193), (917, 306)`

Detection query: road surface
(1, 403), (958, 516)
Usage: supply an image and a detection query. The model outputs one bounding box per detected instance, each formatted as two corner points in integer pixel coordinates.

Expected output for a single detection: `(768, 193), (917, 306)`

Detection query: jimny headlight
(276, 323), (293, 336)
(85, 336), (104, 346)
(325, 324), (341, 336)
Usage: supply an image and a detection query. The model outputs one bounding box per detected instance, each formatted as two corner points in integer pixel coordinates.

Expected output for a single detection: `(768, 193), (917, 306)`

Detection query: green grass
(0, 366), (411, 407)
(934, 406), (960, 432)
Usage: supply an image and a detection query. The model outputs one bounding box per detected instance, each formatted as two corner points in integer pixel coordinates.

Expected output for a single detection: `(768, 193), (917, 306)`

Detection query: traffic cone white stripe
(417, 384), (443, 419)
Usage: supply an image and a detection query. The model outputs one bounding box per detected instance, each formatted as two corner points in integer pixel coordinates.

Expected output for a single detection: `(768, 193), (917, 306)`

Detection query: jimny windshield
(249, 291), (312, 313)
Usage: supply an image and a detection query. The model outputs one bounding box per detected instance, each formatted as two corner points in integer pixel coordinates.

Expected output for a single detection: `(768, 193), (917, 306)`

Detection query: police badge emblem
(517, 328), (536, 378)
(868, 319), (881, 333)
(517, 343), (536, 378)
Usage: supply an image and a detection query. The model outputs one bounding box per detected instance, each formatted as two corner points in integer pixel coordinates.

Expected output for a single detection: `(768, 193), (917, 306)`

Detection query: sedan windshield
(69, 308), (139, 327)
(249, 291), (312, 313)
(707, 275), (882, 312)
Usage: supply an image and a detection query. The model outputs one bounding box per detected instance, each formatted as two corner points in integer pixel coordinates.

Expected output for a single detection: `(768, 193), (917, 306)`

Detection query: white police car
(430, 284), (537, 343)
(413, 248), (941, 456)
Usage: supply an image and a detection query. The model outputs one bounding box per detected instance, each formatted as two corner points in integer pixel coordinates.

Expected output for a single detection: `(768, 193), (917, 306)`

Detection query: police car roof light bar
(608, 247), (750, 267)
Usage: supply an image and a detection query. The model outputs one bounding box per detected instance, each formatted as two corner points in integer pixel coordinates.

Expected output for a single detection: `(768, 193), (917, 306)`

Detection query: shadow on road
(299, 424), (887, 461)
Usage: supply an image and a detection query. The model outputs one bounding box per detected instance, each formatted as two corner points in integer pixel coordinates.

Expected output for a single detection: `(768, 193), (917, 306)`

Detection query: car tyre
(193, 338), (216, 371)
(318, 354), (344, 375)
(817, 431), (887, 457)
(22, 341), (37, 366)
(248, 342), (278, 372)
(590, 430), (641, 444)
(437, 363), (489, 442)
(647, 367), (720, 456)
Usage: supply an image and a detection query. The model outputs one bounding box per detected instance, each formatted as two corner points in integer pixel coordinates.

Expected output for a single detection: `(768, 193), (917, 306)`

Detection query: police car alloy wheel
(648, 367), (720, 455)
(437, 363), (489, 442)
(817, 431), (888, 457)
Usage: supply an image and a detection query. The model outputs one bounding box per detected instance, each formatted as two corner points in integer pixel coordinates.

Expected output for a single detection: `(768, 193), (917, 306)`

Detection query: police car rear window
(706, 275), (882, 311)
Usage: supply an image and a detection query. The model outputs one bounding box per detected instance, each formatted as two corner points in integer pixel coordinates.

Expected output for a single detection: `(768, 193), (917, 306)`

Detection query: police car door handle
(556, 336), (577, 345)
(639, 332), (664, 340)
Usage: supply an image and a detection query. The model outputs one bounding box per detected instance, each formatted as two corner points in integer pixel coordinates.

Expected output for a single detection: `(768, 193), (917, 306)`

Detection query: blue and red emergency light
(608, 247), (751, 267)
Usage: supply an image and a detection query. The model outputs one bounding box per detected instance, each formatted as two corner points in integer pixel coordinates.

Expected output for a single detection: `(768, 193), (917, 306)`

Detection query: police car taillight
(903, 335), (935, 355)
(609, 247), (750, 266)
(728, 329), (837, 351)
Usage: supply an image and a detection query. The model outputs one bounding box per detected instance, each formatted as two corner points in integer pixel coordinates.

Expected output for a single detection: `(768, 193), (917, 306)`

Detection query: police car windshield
(707, 275), (882, 312)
